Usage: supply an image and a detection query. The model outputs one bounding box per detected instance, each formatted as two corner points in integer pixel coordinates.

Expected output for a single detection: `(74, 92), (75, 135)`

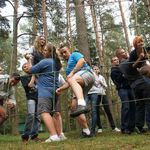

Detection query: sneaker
(59, 133), (67, 141)
(97, 129), (102, 133)
(44, 137), (60, 143)
(70, 105), (90, 117)
(81, 131), (92, 138)
(112, 127), (120, 132)
(135, 127), (147, 134)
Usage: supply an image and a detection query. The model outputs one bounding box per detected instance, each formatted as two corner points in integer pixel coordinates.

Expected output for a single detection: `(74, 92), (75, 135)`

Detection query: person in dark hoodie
(111, 53), (135, 134)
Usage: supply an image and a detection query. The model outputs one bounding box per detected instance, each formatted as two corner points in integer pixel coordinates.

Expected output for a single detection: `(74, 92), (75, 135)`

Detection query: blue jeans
(118, 89), (135, 131)
(97, 95), (116, 129)
(22, 100), (41, 139)
(86, 93), (98, 134)
(132, 77), (150, 130)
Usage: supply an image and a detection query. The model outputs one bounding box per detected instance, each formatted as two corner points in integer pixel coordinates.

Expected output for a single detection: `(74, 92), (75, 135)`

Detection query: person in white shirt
(87, 66), (120, 134)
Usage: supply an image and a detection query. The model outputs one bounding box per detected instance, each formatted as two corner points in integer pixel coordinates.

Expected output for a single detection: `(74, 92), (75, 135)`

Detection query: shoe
(70, 105), (90, 117)
(97, 129), (102, 133)
(81, 131), (92, 138)
(59, 133), (67, 141)
(121, 130), (131, 134)
(31, 137), (41, 142)
(112, 127), (120, 132)
(135, 127), (147, 134)
(44, 137), (60, 143)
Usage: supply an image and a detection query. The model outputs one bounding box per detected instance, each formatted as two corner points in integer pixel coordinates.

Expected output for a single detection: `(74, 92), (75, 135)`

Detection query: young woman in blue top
(23, 43), (62, 142)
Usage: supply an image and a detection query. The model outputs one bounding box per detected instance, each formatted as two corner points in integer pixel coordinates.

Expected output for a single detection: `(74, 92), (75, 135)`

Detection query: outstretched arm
(56, 82), (70, 94)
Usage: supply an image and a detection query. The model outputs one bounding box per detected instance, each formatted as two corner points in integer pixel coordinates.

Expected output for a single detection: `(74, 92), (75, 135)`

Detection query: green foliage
(21, 0), (43, 32)
(16, 83), (27, 123)
(130, 0), (150, 45)
(0, 15), (10, 39)
(0, 0), (10, 40)
(0, 38), (12, 72)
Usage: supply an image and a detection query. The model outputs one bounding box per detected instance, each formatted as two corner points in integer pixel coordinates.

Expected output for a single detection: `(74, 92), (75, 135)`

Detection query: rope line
(0, 58), (150, 80)
(7, 96), (150, 117)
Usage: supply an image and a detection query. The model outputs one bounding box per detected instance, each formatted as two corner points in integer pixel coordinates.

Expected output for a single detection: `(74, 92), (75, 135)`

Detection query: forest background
(0, 0), (150, 135)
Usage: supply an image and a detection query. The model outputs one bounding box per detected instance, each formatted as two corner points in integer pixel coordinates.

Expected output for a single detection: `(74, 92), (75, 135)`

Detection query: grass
(0, 131), (150, 150)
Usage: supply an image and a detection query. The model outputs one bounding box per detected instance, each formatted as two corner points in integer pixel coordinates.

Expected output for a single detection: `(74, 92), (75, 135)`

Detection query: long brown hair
(34, 35), (46, 52)
(46, 43), (62, 71)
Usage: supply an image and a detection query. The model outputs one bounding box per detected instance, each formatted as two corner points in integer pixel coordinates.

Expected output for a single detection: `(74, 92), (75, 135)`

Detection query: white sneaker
(97, 129), (102, 133)
(44, 137), (60, 143)
(59, 133), (67, 141)
(113, 127), (120, 132)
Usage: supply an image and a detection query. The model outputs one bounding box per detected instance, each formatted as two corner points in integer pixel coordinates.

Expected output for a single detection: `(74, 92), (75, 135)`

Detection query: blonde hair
(33, 35), (46, 52)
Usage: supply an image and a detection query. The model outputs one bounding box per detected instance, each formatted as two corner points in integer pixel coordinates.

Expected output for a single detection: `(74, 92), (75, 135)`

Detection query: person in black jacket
(111, 54), (135, 134)
(20, 73), (40, 142)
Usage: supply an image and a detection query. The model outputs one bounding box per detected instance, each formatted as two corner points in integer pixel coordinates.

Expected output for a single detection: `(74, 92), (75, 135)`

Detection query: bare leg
(67, 75), (85, 100)
(71, 98), (90, 135)
(77, 114), (89, 129)
(41, 112), (57, 135)
(53, 112), (62, 135)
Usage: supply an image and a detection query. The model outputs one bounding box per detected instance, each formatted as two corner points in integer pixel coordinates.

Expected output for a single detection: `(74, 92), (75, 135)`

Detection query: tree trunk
(66, 0), (74, 52)
(42, 0), (48, 42)
(10, 0), (18, 74)
(118, 0), (130, 53)
(31, 0), (38, 45)
(74, 0), (91, 64)
(10, 0), (19, 135)
(146, 0), (150, 16)
(89, 0), (103, 65)
(132, 0), (140, 34)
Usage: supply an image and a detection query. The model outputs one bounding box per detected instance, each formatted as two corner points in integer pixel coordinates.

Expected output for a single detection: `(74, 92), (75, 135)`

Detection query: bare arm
(28, 75), (36, 88)
(56, 82), (70, 94)
(67, 58), (85, 79)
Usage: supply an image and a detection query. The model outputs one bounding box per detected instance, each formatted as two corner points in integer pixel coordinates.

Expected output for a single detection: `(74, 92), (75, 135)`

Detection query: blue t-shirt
(31, 58), (59, 98)
(66, 52), (90, 75)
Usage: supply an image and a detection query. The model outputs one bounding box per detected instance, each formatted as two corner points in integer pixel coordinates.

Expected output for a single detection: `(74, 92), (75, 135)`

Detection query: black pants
(132, 78), (150, 129)
(97, 95), (115, 129)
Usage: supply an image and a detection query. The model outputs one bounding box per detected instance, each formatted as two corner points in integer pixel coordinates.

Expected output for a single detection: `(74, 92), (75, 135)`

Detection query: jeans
(132, 77), (150, 130)
(97, 95), (116, 130)
(22, 100), (41, 139)
(86, 93), (98, 134)
(118, 89), (136, 131)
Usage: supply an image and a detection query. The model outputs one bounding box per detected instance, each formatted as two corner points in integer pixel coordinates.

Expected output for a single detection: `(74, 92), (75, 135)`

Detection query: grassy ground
(0, 131), (150, 150)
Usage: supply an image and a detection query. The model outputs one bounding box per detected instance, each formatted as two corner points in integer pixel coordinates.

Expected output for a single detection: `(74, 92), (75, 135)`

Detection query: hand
(28, 81), (35, 88)
(6, 101), (15, 109)
(56, 88), (61, 95)
(139, 53), (145, 59)
(24, 53), (33, 60)
(66, 72), (74, 80)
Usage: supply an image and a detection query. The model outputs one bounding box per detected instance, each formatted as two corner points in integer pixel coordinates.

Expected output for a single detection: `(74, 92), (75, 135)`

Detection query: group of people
(111, 35), (150, 134)
(0, 35), (95, 142)
(0, 34), (150, 143)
